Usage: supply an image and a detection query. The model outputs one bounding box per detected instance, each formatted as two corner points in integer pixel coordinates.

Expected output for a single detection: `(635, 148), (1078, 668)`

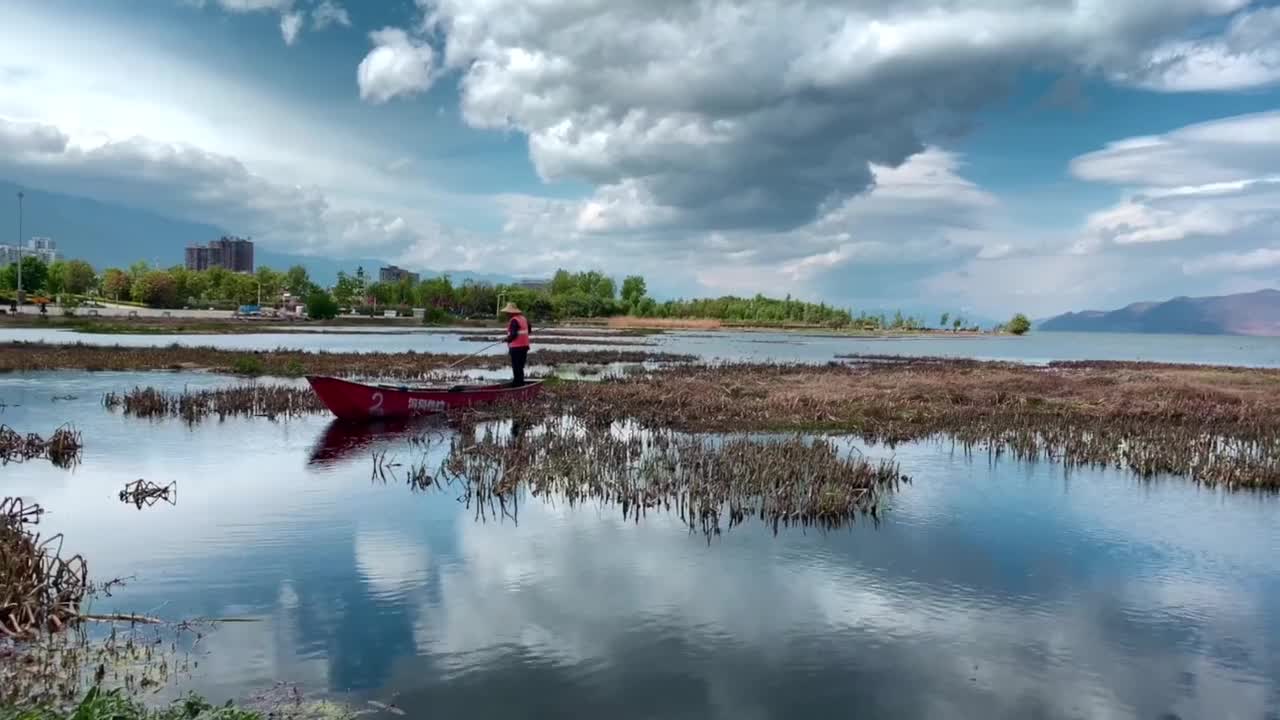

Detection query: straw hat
(500, 302), (522, 314)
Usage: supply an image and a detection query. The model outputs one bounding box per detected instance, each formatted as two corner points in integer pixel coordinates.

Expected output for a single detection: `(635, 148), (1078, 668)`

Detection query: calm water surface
(3, 371), (1279, 718)
(5, 328), (1280, 366)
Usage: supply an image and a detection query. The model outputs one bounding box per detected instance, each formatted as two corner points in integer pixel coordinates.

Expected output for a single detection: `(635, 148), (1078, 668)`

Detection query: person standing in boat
(502, 302), (531, 387)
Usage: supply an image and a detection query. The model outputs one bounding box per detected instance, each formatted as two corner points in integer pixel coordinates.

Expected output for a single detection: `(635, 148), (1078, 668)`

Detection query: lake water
(3, 371), (1279, 719)
(4, 327), (1280, 366)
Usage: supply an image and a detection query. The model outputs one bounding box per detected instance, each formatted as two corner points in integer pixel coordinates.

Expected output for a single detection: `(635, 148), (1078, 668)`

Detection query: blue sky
(2, 0), (1280, 318)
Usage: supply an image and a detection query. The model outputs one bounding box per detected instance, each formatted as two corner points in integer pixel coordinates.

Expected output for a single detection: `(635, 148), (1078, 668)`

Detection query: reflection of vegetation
(435, 418), (906, 537)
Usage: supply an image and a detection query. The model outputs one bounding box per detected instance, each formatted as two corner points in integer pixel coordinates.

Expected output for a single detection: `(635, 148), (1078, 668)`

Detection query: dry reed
(427, 419), (904, 537)
(104, 386), (326, 423)
(0, 424), (83, 467)
(458, 334), (652, 346)
(0, 341), (693, 377)
(0, 498), (88, 640)
(459, 359), (1280, 490)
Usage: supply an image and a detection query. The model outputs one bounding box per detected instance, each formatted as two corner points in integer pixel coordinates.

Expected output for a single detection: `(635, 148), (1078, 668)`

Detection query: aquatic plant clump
(0, 425), (83, 468)
(435, 421), (906, 536)
(0, 498), (88, 640)
(118, 480), (177, 509)
(104, 386), (327, 423)
(514, 360), (1280, 490)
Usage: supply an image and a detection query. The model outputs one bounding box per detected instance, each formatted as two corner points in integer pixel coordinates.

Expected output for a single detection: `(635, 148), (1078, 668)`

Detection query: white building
(27, 237), (58, 264)
(0, 237), (60, 265)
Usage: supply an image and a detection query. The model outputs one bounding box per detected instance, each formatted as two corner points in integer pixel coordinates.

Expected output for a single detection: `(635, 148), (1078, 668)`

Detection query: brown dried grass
(0, 498), (88, 640)
(482, 358), (1280, 489)
(0, 341), (693, 377)
(607, 316), (722, 330)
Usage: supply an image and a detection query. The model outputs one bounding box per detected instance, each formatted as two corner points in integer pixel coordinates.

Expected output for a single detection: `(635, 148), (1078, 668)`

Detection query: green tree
(549, 269), (575, 296)
(333, 271), (361, 306)
(128, 260), (150, 286)
(939, 312), (949, 329)
(133, 270), (179, 307)
(953, 317), (963, 332)
(255, 267), (283, 303)
(227, 273), (259, 305)
(366, 281), (394, 306)
(285, 265), (314, 296)
(621, 275), (647, 308)
(417, 275), (455, 311)
(5, 256), (51, 294)
(305, 290), (339, 320)
(46, 260), (67, 296)
(63, 260), (96, 295)
(102, 268), (131, 301)
(456, 281), (497, 317)
(1006, 313), (1032, 335)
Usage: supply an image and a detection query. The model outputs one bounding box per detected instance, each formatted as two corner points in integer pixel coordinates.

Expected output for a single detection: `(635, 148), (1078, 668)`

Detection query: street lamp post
(15, 191), (23, 310)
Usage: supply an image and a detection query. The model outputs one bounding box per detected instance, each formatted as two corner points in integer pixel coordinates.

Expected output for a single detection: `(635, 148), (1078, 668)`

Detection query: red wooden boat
(306, 375), (544, 421)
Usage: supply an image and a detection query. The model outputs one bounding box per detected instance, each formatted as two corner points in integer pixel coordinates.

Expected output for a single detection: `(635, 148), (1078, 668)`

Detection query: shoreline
(0, 314), (1004, 339)
(0, 341), (693, 376)
(8, 342), (1273, 488)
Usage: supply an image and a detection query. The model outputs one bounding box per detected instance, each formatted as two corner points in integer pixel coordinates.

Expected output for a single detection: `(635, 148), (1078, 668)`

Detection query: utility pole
(15, 191), (23, 310)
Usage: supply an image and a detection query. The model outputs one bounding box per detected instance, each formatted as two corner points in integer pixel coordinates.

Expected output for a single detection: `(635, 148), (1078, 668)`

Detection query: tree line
(0, 256), (1031, 334)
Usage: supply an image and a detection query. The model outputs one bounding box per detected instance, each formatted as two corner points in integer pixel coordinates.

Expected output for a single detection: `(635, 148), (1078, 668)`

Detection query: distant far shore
(0, 311), (1012, 338)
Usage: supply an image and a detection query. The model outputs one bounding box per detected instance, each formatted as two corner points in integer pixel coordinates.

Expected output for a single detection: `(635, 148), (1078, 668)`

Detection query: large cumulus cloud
(0, 116), (457, 261)
(396, 0), (1278, 234)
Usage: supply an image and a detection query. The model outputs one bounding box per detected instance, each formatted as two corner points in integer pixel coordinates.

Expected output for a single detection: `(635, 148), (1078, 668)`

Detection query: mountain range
(0, 180), (514, 287)
(1038, 289), (1280, 336)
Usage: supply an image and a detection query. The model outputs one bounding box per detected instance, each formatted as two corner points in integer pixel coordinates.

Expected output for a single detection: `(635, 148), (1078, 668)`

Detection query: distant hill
(0, 180), (514, 287)
(1039, 289), (1280, 336)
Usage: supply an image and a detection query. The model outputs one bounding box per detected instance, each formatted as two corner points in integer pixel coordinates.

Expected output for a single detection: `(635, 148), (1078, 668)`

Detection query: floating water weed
(118, 480), (177, 509)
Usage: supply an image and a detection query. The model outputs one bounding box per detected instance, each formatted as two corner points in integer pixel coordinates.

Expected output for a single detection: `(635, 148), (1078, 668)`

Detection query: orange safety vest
(508, 313), (530, 349)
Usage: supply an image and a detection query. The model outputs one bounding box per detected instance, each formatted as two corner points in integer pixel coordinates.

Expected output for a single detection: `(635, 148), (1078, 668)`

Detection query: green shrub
(282, 358), (306, 377)
(422, 306), (451, 325)
(1006, 313), (1032, 336)
(305, 291), (339, 320)
(231, 356), (264, 376)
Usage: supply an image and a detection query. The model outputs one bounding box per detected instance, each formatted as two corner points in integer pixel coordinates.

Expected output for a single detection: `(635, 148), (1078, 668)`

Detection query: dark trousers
(509, 347), (528, 386)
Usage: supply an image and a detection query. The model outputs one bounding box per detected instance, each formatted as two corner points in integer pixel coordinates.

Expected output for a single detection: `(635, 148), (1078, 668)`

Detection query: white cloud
(311, 0), (350, 30)
(1070, 111), (1280, 187)
(1124, 7), (1280, 91)
(187, 0), (350, 45)
(408, 0), (1275, 237)
(0, 116), (465, 261)
(1070, 113), (1280, 278)
(357, 28), (437, 104)
(1184, 247), (1280, 274)
(354, 527), (431, 599)
(280, 11), (304, 46)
